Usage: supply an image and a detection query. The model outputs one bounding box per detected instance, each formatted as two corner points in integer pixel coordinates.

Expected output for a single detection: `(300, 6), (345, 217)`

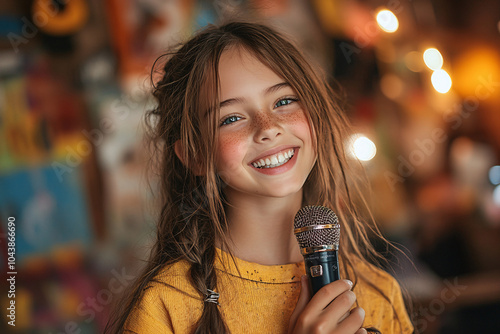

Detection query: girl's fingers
(355, 328), (368, 334)
(305, 279), (353, 314)
(337, 307), (366, 333)
(288, 275), (311, 334)
(322, 289), (357, 320)
(289, 278), (361, 334)
(338, 311), (350, 323)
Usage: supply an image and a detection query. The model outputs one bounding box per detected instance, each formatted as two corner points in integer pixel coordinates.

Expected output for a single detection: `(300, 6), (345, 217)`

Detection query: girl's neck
(221, 189), (304, 266)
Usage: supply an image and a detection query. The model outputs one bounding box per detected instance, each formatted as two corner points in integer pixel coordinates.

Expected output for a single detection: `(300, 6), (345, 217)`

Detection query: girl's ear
(174, 140), (205, 176)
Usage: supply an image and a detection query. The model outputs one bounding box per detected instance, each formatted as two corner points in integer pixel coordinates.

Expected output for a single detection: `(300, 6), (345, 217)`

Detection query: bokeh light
(431, 69), (452, 93)
(489, 166), (500, 185)
(405, 51), (424, 72)
(380, 74), (404, 100)
(493, 185), (500, 206)
(423, 48), (444, 70)
(376, 9), (399, 33)
(452, 46), (500, 102)
(348, 135), (377, 161)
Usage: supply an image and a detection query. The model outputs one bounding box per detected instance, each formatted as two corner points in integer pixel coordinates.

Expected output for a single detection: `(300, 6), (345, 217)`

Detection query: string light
(348, 135), (377, 161)
(431, 69), (452, 93)
(376, 9), (399, 33)
(423, 48), (444, 70)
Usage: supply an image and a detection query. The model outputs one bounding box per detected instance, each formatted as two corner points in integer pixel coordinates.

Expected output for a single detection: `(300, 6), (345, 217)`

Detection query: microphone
(294, 205), (341, 295)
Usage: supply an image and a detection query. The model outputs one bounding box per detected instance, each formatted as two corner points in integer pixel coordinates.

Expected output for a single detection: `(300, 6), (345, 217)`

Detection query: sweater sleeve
(123, 286), (174, 334)
(354, 260), (414, 334)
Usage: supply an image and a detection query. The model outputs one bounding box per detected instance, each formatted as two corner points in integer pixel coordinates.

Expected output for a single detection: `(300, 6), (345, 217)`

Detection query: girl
(106, 21), (414, 334)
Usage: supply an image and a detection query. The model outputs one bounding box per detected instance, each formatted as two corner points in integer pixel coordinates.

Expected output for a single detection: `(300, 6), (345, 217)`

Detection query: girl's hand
(288, 276), (366, 334)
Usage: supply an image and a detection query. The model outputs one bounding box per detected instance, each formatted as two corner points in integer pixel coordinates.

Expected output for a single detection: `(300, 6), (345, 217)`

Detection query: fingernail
(346, 280), (353, 288)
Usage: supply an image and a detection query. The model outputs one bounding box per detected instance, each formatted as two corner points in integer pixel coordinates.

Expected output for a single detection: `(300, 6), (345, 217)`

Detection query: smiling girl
(106, 21), (413, 334)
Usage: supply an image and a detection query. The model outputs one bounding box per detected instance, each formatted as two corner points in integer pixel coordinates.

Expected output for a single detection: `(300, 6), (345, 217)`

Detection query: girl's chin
(254, 185), (304, 199)
(223, 179), (304, 199)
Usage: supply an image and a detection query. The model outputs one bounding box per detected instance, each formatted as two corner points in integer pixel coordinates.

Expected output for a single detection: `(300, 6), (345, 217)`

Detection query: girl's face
(212, 46), (316, 200)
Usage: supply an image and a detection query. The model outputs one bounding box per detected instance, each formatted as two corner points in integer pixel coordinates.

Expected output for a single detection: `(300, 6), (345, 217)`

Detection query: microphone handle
(303, 250), (340, 295)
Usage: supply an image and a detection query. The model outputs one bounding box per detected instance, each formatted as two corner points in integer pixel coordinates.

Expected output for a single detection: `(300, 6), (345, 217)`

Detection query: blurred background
(0, 0), (499, 333)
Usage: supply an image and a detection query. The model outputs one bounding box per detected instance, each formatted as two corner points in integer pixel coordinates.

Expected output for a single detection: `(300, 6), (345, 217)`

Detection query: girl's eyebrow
(202, 82), (291, 118)
(219, 82), (291, 109)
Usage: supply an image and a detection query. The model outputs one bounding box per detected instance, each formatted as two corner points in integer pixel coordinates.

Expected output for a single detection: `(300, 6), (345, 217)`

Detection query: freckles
(253, 112), (273, 130)
(288, 109), (309, 124)
(218, 130), (249, 160)
(285, 109), (316, 144)
(281, 109), (311, 130)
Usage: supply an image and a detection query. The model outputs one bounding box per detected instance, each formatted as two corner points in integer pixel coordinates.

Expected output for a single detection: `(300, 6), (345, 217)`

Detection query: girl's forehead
(218, 46), (287, 98)
(219, 46), (263, 75)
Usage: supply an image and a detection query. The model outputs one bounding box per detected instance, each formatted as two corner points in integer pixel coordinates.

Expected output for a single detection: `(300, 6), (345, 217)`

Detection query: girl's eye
(275, 97), (298, 108)
(220, 115), (241, 126)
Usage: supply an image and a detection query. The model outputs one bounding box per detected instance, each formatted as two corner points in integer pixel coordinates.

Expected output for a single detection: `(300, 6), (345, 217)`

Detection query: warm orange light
(376, 9), (399, 33)
(423, 48), (444, 70)
(347, 134), (377, 161)
(453, 46), (500, 102)
(431, 69), (452, 93)
(380, 74), (404, 99)
(405, 51), (424, 72)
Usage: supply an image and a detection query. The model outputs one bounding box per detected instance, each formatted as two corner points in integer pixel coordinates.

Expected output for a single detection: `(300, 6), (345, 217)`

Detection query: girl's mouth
(251, 148), (295, 169)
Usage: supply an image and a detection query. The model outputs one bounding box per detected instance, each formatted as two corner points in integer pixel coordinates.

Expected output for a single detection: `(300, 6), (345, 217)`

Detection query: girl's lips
(250, 148), (299, 175)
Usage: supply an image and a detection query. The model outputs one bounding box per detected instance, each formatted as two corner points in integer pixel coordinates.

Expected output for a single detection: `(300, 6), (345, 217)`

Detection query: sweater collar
(214, 247), (305, 284)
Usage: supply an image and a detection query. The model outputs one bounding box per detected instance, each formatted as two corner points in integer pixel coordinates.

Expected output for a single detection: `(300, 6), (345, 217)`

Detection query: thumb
(288, 275), (311, 334)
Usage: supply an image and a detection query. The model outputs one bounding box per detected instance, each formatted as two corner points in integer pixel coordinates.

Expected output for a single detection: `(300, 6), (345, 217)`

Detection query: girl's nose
(253, 111), (284, 142)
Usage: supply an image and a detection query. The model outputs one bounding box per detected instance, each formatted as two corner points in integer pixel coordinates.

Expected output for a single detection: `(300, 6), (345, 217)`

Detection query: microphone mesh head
(294, 206), (340, 248)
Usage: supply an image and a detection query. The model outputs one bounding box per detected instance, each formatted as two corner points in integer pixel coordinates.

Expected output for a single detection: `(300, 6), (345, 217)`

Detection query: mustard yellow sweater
(124, 248), (413, 333)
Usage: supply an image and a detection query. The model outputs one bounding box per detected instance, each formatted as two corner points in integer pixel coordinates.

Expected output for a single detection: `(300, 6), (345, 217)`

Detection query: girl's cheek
(276, 107), (308, 126)
(217, 130), (248, 165)
(284, 109), (312, 134)
(218, 130), (246, 152)
(286, 109), (317, 153)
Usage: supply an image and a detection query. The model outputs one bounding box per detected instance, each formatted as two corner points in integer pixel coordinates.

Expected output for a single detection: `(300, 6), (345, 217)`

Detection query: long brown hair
(105, 20), (407, 334)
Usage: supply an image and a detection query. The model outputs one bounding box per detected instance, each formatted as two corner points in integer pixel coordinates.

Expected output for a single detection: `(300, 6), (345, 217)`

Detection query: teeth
(251, 148), (295, 169)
